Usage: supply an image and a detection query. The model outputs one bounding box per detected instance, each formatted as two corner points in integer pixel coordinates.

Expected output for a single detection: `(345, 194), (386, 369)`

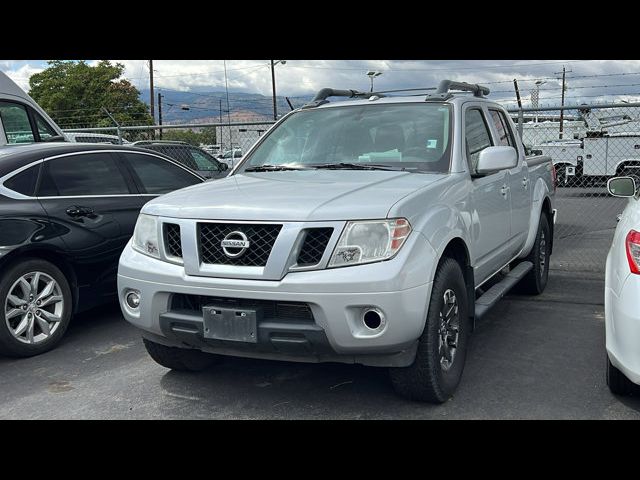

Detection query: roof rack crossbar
(433, 80), (490, 98)
(302, 88), (374, 109)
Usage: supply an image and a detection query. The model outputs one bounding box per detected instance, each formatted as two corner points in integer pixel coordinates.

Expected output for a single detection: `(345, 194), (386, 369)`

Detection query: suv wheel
(0, 258), (72, 357)
(389, 257), (470, 403)
(143, 338), (223, 372)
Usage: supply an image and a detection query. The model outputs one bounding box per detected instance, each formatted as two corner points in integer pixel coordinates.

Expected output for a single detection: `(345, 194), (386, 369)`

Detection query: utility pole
(271, 60), (277, 121)
(157, 92), (163, 140)
(513, 79), (522, 108)
(513, 79), (524, 140)
(218, 98), (223, 149)
(554, 65), (572, 139)
(270, 60), (287, 121)
(148, 60), (155, 122)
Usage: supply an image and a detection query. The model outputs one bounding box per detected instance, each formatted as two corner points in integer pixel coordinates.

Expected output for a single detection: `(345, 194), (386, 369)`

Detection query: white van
(0, 71), (65, 145)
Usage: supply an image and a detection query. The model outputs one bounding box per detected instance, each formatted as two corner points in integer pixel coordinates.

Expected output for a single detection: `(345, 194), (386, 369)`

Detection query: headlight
(132, 214), (160, 259)
(328, 218), (411, 268)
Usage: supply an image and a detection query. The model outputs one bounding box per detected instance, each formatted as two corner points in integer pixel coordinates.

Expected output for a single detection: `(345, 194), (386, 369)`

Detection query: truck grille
(297, 228), (333, 266)
(198, 223), (282, 266)
(170, 294), (314, 323)
(164, 223), (182, 258)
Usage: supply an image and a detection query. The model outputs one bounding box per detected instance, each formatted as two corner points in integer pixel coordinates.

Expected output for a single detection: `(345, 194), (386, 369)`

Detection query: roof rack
(301, 88), (372, 109)
(425, 80), (490, 101)
(302, 80), (490, 109)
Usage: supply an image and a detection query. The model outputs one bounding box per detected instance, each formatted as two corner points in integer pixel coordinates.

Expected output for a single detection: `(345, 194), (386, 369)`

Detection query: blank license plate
(202, 306), (260, 343)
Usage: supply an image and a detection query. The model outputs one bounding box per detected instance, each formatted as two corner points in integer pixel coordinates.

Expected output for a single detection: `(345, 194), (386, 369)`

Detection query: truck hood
(143, 170), (446, 221)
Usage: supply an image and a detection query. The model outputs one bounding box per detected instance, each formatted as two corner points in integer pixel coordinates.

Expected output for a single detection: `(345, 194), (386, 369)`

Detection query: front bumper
(606, 272), (640, 385)
(118, 234), (436, 367)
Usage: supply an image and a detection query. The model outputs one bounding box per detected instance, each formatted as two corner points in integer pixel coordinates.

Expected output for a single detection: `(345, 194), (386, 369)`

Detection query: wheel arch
(440, 237), (475, 327)
(520, 176), (554, 259)
(0, 247), (79, 314)
(615, 159), (640, 175)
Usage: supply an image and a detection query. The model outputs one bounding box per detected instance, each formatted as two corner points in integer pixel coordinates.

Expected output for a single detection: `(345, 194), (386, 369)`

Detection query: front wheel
(389, 257), (470, 403)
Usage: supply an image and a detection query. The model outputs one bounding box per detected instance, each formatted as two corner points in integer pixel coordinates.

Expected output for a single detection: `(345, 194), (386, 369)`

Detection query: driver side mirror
(608, 176), (637, 197)
(476, 146), (518, 175)
(219, 162), (229, 171)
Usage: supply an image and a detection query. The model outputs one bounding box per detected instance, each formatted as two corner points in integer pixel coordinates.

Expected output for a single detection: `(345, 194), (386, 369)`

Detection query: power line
(283, 60), (598, 72)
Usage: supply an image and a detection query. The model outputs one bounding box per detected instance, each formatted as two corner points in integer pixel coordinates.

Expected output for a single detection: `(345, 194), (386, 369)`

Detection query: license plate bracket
(202, 305), (260, 343)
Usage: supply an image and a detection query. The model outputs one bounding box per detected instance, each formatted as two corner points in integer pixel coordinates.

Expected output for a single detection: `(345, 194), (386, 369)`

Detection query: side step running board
(475, 261), (533, 321)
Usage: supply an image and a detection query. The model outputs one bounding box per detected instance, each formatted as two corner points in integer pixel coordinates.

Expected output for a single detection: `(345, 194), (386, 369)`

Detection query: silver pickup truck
(118, 80), (557, 403)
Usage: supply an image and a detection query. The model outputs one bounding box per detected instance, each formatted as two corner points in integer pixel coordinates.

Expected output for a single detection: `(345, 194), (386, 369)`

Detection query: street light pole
(366, 71), (382, 93)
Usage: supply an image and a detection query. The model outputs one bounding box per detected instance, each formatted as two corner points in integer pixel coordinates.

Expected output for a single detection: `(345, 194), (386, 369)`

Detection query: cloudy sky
(3, 59), (640, 107)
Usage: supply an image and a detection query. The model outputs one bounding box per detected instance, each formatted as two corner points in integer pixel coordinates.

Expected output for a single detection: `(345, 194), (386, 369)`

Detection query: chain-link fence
(508, 102), (640, 273)
(62, 118), (276, 169)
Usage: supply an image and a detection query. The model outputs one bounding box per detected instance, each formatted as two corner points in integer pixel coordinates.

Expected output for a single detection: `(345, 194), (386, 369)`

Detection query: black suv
(0, 143), (203, 357)
(132, 141), (229, 179)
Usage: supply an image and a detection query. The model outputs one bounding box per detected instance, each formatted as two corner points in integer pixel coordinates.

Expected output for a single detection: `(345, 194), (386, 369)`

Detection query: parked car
(118, 80), (557, 403)
(0, 143), (204, 357)
(604, 175), (640, 395)
(131, 141), (229, 179)
(64, 132), (130, 145)
(217, 148), (243, 167)
(0, 71), (65, 145)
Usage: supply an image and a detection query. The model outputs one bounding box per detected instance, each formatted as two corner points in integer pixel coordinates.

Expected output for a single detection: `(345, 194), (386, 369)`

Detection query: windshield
(189, 148), (221, 171)
(238, 103), (452, 173)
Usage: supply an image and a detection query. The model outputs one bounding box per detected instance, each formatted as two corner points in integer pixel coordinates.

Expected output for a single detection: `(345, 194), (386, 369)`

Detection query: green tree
(162, 127), (217, 146)
(29, 60), (153, 131)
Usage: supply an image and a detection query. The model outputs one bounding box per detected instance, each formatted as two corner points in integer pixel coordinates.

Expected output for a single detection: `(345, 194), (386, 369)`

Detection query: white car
(64, 132), (130, 145)
(605, 175), (640, 395)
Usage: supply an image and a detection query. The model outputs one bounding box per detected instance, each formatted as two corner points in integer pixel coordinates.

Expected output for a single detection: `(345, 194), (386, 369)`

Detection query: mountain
(138, 89), (311, 124)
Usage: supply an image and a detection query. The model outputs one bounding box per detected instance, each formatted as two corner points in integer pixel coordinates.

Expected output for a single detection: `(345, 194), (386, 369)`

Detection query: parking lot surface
(1, 271), (638, 420)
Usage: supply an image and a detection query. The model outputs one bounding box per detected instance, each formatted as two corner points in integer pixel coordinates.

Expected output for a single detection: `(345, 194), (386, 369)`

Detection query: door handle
(66, 206), (95, 218)
(500, 185), (509, 198)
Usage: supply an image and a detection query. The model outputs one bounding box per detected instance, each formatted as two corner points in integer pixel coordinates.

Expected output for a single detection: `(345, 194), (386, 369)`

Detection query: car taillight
(551, 164), (557, 191)
(625, 230), (640, 274)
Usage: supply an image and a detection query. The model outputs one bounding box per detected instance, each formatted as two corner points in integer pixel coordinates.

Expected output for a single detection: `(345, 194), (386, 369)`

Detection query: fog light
(125, 291), (141, 309)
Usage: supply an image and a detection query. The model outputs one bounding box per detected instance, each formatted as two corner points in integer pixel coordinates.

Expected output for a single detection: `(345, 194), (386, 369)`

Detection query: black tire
(143, 338), (222, 372)
(555, 165), (569, 187)
(517, 212), (551, 295)
(0, 258), (73, 357)
(389, 257), (470, 403)
(606, 355), (636, 396)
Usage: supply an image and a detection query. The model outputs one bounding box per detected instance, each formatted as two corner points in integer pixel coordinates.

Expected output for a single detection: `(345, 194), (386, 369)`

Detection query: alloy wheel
(4, 272), (64, 345)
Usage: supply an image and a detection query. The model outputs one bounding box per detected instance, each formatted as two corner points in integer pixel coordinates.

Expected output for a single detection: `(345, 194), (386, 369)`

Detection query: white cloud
(3, 59), (640, 107)
(2, 63), (45, 91)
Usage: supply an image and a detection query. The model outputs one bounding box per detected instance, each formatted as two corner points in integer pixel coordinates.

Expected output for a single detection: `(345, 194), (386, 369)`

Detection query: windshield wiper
(311, 162), (402, 171)
(244, 165), (310, 172)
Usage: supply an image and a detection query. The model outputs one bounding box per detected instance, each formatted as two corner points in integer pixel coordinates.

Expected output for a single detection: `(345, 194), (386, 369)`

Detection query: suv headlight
(328, 218), (411, 268)
(132, 214), (161, 259)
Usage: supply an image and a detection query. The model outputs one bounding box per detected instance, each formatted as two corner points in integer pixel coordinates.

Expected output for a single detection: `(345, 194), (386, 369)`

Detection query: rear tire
(143, 338), (222, 372)
(517, 212), (551, 295)
(389, 257), (470, 403)
(0, 258), (72, 357)
(606, 355), (636, 396)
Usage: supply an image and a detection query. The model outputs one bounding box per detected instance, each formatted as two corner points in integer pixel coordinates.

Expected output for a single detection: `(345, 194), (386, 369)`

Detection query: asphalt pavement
(1, 271), (638, 419)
